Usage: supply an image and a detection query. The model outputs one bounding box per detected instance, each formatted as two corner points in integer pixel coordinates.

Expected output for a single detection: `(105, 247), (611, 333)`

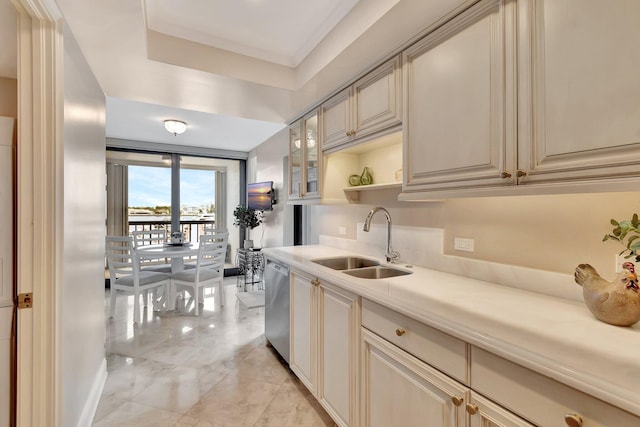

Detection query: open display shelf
(343, 182), (402, 202)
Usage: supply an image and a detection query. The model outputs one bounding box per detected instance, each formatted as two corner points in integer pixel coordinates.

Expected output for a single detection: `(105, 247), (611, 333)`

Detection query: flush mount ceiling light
(164, 119), (187, 135)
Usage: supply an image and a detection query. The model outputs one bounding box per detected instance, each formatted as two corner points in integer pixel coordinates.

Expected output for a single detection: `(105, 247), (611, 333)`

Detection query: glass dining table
(136, 242), (200, 310)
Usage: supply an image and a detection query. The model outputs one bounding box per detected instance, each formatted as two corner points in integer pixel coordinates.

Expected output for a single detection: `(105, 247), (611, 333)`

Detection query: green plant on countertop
(233, 205), (263, 230)
(603, 213), (640, 260)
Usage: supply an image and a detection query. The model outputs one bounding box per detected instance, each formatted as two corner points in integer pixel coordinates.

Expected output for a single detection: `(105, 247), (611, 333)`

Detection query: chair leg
(219, 279), (225, 307)
(110, 287), (117, 318)
(194, 285), (200, 316)
(133, 291), (140, 324)
(143, 290), (149, 307)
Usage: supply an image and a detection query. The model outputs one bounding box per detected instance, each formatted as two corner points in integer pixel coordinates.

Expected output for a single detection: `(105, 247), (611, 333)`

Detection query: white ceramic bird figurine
(574, 262), (640, 326)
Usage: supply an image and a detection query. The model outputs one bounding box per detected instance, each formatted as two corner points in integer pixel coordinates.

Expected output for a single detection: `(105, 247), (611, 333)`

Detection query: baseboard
(77, 357), (107, 427)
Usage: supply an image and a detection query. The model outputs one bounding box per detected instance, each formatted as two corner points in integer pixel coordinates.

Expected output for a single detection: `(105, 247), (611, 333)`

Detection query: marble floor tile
(93, 278), (335, 426)
(253, 378), (336, 427)
(184, 375), (281, 426)
(93, 401), (183, 427)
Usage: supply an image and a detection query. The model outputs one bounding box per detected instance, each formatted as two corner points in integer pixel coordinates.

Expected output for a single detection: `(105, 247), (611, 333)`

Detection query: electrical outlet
(338, 226), (347, 235)
(615, 254), (638, 273)
(454, 237), (474, 252)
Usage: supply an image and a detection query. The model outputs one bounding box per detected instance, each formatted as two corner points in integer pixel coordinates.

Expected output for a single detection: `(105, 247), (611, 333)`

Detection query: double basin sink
(311, 256), (412, 279)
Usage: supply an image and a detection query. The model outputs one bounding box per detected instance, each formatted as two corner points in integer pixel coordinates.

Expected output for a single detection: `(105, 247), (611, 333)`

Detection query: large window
(106, 150), (242, 257)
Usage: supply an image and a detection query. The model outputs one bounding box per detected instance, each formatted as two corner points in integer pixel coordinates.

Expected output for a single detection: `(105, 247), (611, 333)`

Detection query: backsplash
(320, 223), (583, 302)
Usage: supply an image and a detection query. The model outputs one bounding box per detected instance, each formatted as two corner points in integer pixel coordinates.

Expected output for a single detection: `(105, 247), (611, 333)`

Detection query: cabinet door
(403, 0), (516, 192)
(318, 283), (359, 427)
(467, 393), (535, 427)
(517, 0), (640, 185)
(290, 271), (316, 393)
(353, 55), (402, 140)
(321, 88), (352, 151)
(289, 120), (303, 200)
(361, 328), (467, 427)
(303, 111), (321, 199)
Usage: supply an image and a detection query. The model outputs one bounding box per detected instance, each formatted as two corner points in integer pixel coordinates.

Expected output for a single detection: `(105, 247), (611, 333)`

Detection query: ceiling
(2, 0), (465, 152)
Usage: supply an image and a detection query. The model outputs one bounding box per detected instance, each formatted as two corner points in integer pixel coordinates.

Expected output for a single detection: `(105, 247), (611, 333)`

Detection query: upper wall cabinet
(401, 0), (640, 199)
(516, 0), (640, 185)
(321, 56), (402, 152)
(402, 0), (515, 193)
(289, 110), (321, 202)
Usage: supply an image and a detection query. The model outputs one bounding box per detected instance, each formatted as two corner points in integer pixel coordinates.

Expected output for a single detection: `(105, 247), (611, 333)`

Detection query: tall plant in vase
(233, 205), (263, 249)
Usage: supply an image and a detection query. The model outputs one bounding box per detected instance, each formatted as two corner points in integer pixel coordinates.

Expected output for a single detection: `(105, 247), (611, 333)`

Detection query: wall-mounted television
(247, 181), (275, 211)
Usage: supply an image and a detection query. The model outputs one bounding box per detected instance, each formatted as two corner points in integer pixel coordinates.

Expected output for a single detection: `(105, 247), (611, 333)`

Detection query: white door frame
(10, 0), (63, 425)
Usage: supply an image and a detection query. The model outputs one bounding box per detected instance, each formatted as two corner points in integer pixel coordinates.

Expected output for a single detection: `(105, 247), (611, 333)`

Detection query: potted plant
(233, 205), (263, 248)
(603, 213), (640, 261)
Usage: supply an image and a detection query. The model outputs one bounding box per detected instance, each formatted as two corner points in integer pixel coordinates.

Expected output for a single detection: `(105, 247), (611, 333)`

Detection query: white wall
(225, 160), (241, 256)
(247, 128), (291, 248)
(61, 24), (107, 427)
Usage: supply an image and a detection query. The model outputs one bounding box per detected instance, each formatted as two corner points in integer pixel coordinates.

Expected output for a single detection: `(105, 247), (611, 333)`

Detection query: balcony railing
(128, 219), (216, 244)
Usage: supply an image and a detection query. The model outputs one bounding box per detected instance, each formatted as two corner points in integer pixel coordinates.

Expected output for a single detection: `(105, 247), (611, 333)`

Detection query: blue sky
(128, 165), (215, 207)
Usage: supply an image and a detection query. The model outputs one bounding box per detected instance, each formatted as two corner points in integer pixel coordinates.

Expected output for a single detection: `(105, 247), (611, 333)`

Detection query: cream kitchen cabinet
(466, 393), (535, 427)
(321, 55), (402, 152)
(360, 330), (533, 427)
(515, 0), (640, 186)
(402, 0), (640, 199)
(360, 328), (467, 427)
(289, 110), (321, 202)
(361, 298), (534, 427)
(402, 0), (517, 194)
(471, 347), (640, 427)
(289, 269), (359, 427)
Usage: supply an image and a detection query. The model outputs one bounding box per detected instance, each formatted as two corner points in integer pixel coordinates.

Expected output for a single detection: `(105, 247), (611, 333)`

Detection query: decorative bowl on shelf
(348, 174), (361, 186)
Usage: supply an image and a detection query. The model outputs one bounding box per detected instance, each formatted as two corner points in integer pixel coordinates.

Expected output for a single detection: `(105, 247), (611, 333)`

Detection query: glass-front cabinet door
(289, 120), (303, 200)
(303, 110), (320, 199)
(289, 109), (321, 202)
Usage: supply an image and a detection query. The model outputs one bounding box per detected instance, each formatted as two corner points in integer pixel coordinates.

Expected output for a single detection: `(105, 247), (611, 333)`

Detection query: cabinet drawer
(362, 299), (468, 383)
(471, 347), (640, 427)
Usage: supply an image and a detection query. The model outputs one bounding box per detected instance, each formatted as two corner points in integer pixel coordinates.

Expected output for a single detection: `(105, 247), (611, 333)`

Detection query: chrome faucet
(363, 207), (399, 263)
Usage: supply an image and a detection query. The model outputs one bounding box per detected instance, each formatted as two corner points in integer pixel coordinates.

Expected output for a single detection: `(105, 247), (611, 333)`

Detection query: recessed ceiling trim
(146, 30), (297, 90)
(145, 0), (361, 68)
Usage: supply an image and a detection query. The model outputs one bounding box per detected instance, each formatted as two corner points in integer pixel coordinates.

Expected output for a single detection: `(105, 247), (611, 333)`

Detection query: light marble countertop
(263, 244), (640, 417)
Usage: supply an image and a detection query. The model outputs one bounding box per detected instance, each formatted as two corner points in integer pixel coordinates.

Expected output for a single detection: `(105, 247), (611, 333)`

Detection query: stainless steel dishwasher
(264, 259), (290, 363)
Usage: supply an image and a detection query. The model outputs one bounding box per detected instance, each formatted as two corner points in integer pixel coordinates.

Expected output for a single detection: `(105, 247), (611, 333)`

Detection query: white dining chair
(183, 227), (228, 270)
(106, 235), (170, 324)
(202, 226), (227, 234)
(171, 231), (228, 315)
(130, 229), (172, 273)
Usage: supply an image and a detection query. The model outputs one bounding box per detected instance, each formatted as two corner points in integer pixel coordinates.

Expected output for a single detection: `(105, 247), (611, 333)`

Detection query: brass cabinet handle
(465, 403), (478, 415)
(564, 414), (583, 427)
(451, 396), (464, 407)
(499, 171), (512, 179)
(395, 328), (406, 336)
(516, 169), (527, 178)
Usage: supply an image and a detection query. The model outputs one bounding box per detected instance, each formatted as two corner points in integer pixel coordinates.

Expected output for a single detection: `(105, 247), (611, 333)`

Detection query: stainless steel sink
(343, 266), (413, 279)
(311, 256), (380, 270)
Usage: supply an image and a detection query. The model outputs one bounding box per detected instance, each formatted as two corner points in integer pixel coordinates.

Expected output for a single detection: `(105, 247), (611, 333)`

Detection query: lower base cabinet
(289, 269), (359, 427)
(361, 327), (534, 427)
(289, 268), (640, 427)
(360, 328), (467, 427)
(467, 393), (535, 427)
